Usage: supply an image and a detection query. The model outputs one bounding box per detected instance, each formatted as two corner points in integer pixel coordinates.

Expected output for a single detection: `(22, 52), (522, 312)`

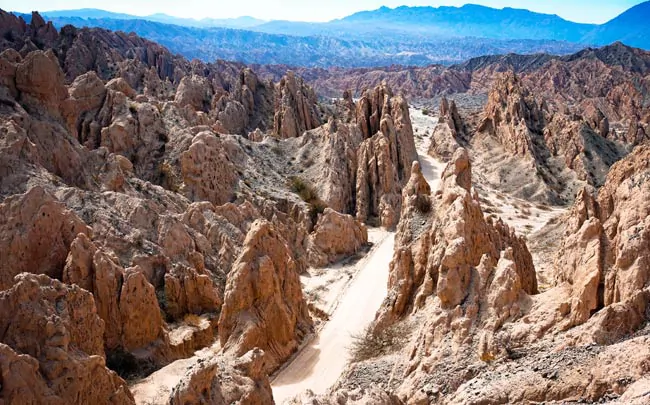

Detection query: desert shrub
(415, 194), (432, 214)
(159, 161), (181, 192)
(290, 177), (328, 225)
(290, 177), (317, 202)
(106, 348), (157, 381)
(307, 303), (330, 321)
(422, 108), (430, 116)
(349, 324), (409, 363)
(183, 313), (204, 327)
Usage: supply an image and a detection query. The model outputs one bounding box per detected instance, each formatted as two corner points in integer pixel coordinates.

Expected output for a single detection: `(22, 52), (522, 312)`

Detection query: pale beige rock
(286, 386), (403, 405)
(169, 349), (273, 405)
(428, 97), (466, 160)
(273, 71), (321, 138)
(308, 208), (368, 267)
(554, 144), (650, 331)
(106, 77), (137, 99)
(354, 84), (417, 229)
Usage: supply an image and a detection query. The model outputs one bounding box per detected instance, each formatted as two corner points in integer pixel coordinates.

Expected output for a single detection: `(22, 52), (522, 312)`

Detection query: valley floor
(130, 107), (568, 405)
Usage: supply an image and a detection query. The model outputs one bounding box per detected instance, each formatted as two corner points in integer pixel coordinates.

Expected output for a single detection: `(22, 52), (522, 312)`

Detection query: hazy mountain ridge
(10, 3), (649, 67)
(37, 8), (266, 28)
(19, 14), (584, 67)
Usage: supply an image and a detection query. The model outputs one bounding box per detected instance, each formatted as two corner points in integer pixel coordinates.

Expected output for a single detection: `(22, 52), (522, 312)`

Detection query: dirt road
(272, 109), (446, 403)
(271, 231), (395, 403)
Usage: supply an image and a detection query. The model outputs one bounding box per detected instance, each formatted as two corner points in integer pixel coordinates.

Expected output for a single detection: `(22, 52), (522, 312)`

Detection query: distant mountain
(333, 4), (596, 42)
(582, 1), (650, 49)
(7, 2), (650, 68)
(35, 8), (265, 29)
(35, 15), (585, 67)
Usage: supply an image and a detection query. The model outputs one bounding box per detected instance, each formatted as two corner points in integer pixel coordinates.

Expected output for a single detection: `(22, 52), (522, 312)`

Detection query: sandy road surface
(271, 232), (395, 403)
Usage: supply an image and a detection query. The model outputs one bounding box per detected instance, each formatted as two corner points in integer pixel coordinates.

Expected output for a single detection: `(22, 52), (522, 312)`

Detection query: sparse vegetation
(183, 313), (204, 327)
(415, 194), (432, 214)
(106, 348), (157, 381)
(290, 176), (318, 202)
(422, 108), (430, 116)
(290, 176), (328, 224)
(349, 323), (409, 363)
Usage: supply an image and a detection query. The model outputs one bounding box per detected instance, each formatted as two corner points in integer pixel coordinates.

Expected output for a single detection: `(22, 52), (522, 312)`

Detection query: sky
(4, 0), (646, 23)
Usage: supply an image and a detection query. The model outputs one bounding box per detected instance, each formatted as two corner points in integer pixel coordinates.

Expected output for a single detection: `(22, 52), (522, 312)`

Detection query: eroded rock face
(0, 187), (91, 290)
(286, 386), (403, 405)
(355, 84), (418, 228)
(180, 132), (241, 206)
(175, 75), (213, 112)
(169, 349), (273, 405)
(373, 148), (537, 401)
(379, 148), (536, 323)
(428, 96), (467, 160)
(308, 208), (368, 267)
(218, 220), (312, 372)
(554, 144), (650, 334)
(0, 273), (135, 405)
(273, 71), (321, 138)
(478, 72), (544, 158)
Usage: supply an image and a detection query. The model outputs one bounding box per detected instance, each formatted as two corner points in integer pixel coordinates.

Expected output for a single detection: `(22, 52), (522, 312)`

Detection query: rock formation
(0, 187), (91, 290)
(273, 71), (321, 138)
(0, 273), (135, 405)
(355, 84), (418, 228)
(169, 349), (274, 405)
(379, 148), (536, 323)
(428, 96), (467, 160)
(308, 208), (368, 267)
(218, 220), (312, 372)
(554, 144), (650, 335)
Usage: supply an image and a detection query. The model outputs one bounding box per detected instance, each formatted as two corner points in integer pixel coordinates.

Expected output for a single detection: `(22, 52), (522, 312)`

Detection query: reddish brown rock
(119, 268), (165, 351)
(0, 273), (134, 405)
(180, 132), (240, 206)
(164, 264), (222, 320)
(174, 75), (213, 112)
(218, 220), (312, 372)
(0, 187), (91, 290)
(15, 50), (68, 115)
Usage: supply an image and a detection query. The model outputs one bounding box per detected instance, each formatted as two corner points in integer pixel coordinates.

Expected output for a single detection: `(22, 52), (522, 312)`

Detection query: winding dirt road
(272, 109), (446, 403)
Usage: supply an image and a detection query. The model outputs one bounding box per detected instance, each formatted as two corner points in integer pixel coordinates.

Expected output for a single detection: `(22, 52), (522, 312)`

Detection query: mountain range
(10, 2), (650, 67)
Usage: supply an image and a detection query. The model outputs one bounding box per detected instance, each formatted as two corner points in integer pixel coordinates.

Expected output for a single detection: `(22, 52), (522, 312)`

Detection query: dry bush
(308, 303), (330, 321)
(349, 324), (409, 363)
(415, 194), (432, 214)
(290, 176), (318, 203)
(183, 314), (204, 327)
(290, 176), (328, 224)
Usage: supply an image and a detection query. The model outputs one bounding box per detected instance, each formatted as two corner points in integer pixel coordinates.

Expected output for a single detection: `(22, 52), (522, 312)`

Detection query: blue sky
(4, 0), (646, 23)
